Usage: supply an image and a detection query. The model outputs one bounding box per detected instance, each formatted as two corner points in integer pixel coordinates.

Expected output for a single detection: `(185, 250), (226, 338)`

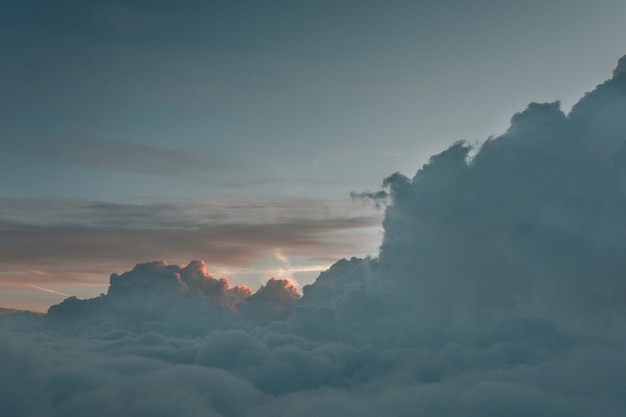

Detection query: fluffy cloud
(246, 277), (300, 308)
(2, 57), (626, 416)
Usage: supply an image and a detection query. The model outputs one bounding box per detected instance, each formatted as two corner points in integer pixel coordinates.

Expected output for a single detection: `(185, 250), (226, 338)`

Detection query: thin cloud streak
(214, 177), (355, 188)
(25, 285), (71, 298)
(13, 137), (228, 176)
(0, 196), (380, 229)
(0, 219), (379, 265)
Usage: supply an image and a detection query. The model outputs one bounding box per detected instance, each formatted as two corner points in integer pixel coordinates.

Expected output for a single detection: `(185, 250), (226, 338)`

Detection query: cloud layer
(2, 58), (626, 416)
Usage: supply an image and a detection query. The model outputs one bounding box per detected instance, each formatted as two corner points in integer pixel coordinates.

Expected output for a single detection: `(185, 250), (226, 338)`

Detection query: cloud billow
(2, 57), (626, 416)
(376, 95), (626, 332)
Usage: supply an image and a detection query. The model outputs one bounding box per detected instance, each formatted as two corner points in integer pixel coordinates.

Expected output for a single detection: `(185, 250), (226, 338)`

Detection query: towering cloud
(2, 57), (626, 416)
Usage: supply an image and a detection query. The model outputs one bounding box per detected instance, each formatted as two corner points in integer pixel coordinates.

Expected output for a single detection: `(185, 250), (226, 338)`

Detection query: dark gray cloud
(2, 57), (626, 416)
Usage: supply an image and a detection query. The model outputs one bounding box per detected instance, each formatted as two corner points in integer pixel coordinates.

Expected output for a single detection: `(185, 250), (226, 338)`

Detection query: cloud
(2, 56), (626, 416)
(0, 197), (381, 302)
(0, 196), (380, 230)
(14, 137), (225, 176)
(245, 277), (300, 310)
(366, 89), (626, 336)
(350, 188), (390, 208)
(0, 308), (19, 318)
(216, 177), (355, 188)
(613, 54), (626, 78)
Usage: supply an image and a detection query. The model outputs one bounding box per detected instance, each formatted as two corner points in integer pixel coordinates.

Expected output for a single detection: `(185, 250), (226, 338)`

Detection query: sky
(1, 54), (626, 417)
(2, 0), (626, 311)
(2, 1), (626, 416)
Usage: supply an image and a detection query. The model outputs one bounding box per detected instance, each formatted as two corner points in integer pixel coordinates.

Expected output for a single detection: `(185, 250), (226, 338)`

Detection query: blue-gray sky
(2, 0), (626, 311)
(2, 3), (626, 415)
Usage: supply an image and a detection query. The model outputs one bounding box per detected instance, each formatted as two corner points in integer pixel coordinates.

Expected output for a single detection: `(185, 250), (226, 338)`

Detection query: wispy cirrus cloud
(13, 137), (226, 176)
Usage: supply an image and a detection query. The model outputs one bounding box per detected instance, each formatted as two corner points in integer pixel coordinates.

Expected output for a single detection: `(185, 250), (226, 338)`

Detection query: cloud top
(613, 54), (626, 78)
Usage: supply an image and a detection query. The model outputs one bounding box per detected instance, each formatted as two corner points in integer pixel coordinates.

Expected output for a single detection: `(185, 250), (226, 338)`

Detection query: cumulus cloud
(613, 54), (626, 78)
(2, 56), (626, 416)
(246, 277), (300, 308)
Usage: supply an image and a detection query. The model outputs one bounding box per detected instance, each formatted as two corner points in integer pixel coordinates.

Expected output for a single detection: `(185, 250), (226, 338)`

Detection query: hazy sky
(2, 2), (626, 415)
(2, 0), (626, 311)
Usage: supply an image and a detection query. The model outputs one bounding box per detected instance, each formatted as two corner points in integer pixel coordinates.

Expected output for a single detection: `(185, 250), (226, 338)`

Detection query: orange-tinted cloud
(0, 197), (382, 310)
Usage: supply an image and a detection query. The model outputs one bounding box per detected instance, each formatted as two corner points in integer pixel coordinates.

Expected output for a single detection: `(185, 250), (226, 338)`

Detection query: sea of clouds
(2, 57), (626, 416)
